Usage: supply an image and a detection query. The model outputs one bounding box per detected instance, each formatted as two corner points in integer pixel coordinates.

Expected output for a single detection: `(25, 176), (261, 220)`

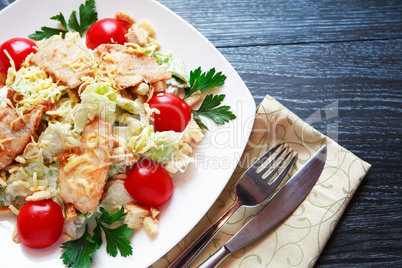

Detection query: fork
(169, 143), (297, 268)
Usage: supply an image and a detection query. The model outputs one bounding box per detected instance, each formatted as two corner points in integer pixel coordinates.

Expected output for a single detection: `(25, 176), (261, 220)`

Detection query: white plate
(0, 0), (256, 267)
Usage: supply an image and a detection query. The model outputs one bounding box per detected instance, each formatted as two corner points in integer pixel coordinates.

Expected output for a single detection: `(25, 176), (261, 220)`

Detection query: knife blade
(198, 145), (327, 268)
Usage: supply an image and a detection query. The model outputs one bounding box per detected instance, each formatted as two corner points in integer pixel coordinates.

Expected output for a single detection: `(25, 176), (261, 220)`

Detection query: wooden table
(1, 0), (401, 267)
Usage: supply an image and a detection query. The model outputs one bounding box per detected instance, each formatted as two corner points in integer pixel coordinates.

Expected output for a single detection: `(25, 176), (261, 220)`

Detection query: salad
(0, 0), (235, 266)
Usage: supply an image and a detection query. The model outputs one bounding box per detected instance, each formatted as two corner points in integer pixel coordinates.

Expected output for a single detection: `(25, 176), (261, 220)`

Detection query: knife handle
(169, 200), (241, 268)
(197, 246), (231, 268)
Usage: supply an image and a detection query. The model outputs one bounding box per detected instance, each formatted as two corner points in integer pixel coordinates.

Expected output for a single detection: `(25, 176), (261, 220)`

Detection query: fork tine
(261, 149), (293, 180)
(265, 152), (298, 190)
(248, 143), (283, 173)
(257, 147), (288, 175)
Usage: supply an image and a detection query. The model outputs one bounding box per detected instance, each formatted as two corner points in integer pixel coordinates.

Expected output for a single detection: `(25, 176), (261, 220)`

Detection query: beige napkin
(152, 95), (371, 268)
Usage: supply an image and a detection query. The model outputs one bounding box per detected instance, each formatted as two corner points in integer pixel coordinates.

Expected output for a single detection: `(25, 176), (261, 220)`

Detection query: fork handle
(169, 200), (241, 268)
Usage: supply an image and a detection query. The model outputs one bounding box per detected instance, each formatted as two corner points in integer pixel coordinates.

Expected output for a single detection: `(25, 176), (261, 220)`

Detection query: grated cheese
(0, 137), (15, 150)
(7, 66), (67, 115)
(67, 178), (93, 196)
(8, 205), (19, 216)
(14, 156), (26, 164)
(18, 167), (27, 177)
(0, 176), (7, 188)
(32, 172), (38, 188)
(26, 190), (52, 201)
(80, 163), (110, 173)
(11, 180), (30, 189)
(29, 185), (46, 192)
(8, 165), (19, 174)
(63, 153), (92, 173)
(64, 56), (92, 73)
(9, 116), (23, 129)
(91, 148), (101, 160)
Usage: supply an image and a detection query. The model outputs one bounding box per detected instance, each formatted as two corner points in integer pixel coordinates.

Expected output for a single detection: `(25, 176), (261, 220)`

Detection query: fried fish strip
(58, 118), (114, 212)
(94, 44), (171, 90)
(0, 100), (52, 169)
(30, 38), (94, 89)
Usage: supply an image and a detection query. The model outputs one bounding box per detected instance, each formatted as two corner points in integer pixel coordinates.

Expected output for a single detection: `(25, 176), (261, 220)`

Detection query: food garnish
(60, 225), (100, 268)
(61, 206), (132, 268)
(29, 0), (98, 40)
(183, 67), (235, 130)
(183, 67), (227, 99)
(192, 94), (237, 130)
(93, 207), (133, 257)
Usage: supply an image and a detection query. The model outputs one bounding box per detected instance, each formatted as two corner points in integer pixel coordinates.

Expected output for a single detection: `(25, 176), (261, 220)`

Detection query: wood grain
(152, 1), (402, 265)
(0, 0), (401, 267)
(215, 41), (402, 266)
(159, 0), (402, 47)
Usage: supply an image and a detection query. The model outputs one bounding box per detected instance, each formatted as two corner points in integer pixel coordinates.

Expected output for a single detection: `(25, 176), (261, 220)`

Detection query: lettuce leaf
(154, 51), (188, 85)
(39, 122), (80, 163)
(127, 126), (182, 163)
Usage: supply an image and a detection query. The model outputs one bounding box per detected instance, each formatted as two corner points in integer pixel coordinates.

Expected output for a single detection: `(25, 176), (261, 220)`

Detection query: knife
(198, 145), (327, 268)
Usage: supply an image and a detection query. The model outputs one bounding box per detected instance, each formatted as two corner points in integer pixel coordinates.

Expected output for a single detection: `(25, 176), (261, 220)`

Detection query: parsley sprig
(192, 94), (236, 130)
(60, 225), (99, 268)
(29, 0), (98, 40)
(184, 67), (235, 130)
(184, 67), (226, 99)
(93, 207), (133, 257)
(61, 206), (132, 268)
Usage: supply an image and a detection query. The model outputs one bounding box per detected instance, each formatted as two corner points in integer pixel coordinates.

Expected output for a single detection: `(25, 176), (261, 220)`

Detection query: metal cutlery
(169, 143), (297, 268)
(198, 145), (327, 268)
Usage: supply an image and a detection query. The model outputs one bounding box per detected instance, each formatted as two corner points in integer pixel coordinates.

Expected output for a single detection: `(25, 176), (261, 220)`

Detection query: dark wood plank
(216, 39), (402, 266)
(0, 0), (13, 11)
(2, 0), (401, 46)
(159, 0), (402, 47)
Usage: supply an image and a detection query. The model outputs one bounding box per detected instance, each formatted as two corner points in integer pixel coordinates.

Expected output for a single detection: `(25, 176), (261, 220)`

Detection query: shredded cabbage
(5, 143), (56, 201)
(130, 43), (158, 56)
(101, 180), (134, 214)
(83, 83), (142, 113)
(154, 51), (188, 82)
(127, 126), (183, 163)
(73, 83), (145, 133)
(73, 89), (117, 133)
(38, 122), (80, 163)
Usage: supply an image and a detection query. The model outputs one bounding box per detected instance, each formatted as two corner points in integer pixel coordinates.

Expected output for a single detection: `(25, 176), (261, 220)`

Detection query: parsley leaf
(192, 94), (236, 130)
(60, 206), (133, 267)
(60, 225), (99, 268)
(29, 0), (98, 40)
(93, 207), (133, 257)
(68, 0), (98, 36)
(29, 26), (68, 40)
(97, 224), (133, 257)
(51, 13), (69, 30)
(184, 67), (226, 99)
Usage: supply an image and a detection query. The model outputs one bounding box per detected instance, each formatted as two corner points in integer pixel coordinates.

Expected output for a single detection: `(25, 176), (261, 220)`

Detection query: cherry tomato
(148, 93), (192, 132)
(17, 199), (64, 249)
(0, 37), (37, 74)
(86, 18), (128, 50)
(124, 159), (173, 207)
